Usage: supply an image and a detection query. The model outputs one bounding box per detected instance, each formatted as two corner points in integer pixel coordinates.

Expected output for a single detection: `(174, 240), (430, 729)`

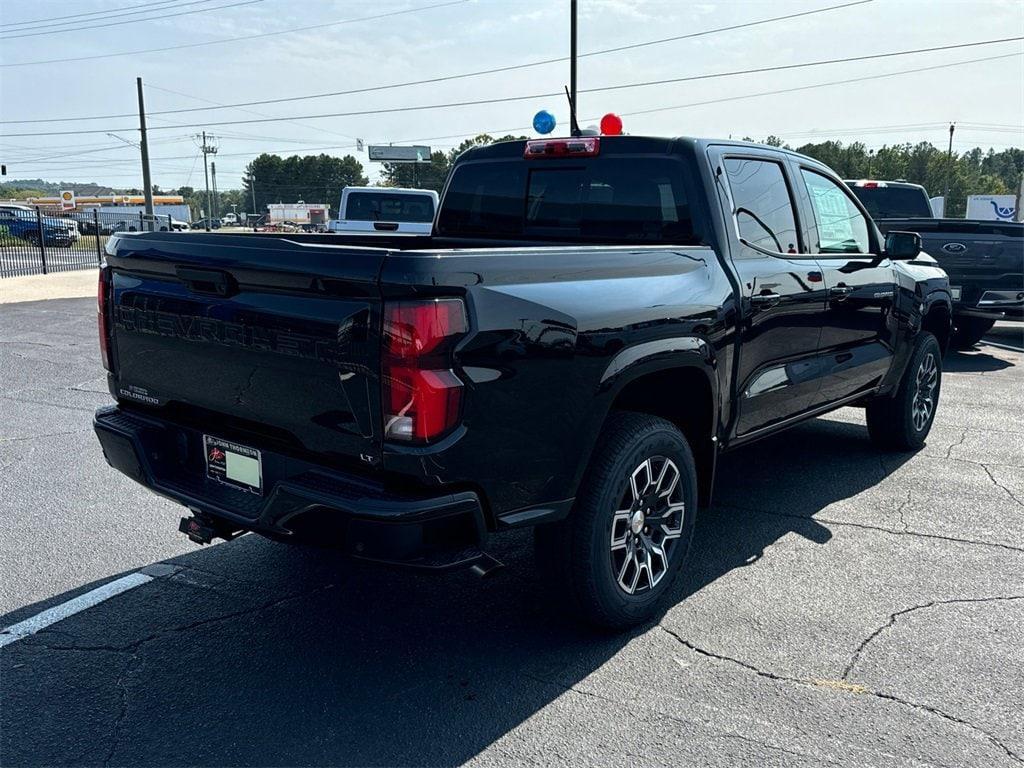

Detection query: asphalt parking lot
(1, 291), (1022, 767)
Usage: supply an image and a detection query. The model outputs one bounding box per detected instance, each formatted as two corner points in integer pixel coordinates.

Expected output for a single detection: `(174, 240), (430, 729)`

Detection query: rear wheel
(535, 412), (697, 629)
(950, 317), (995, 349)
(866, 332), (941, 450)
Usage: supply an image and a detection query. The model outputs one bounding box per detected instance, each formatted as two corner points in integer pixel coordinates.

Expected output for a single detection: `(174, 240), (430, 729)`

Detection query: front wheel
(950, 317), (995, 349)
(534, 412), (698, 629)
(866, 332), (942, 450)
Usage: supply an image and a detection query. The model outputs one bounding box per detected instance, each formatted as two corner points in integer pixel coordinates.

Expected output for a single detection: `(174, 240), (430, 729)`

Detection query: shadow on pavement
(944, 348), (1015, 373)
(2, 416), (911, 767)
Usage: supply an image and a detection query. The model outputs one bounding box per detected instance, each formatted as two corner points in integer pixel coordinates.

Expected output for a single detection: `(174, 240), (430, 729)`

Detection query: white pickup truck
(326, 186), (437, 235)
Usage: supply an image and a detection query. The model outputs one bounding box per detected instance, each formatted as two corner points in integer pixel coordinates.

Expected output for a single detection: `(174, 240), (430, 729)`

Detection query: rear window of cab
(437, 156), (701, 245)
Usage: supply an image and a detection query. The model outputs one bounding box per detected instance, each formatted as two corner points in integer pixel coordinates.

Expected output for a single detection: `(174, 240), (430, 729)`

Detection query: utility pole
(136, 77), (154, 227)
(1016, 171), (1023, 223)
(249, 173), (257, 229)
(211, 161), (218, 219)
(195, 132), (218, 231)
(569, 0), (580, 136)
(943, 122), (955, 211)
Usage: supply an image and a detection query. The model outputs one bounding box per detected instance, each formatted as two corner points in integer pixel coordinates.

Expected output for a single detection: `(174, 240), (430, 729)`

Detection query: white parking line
(0, 572), (152, 648)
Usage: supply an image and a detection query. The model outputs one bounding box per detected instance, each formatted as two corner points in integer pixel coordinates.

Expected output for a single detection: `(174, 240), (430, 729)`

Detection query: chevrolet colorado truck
(846, 179), (1023, 348)
(94, 136), (951, 627)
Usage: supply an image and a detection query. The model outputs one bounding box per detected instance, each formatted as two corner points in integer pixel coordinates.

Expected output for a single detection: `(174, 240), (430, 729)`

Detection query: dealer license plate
(204, 435), (262, 495)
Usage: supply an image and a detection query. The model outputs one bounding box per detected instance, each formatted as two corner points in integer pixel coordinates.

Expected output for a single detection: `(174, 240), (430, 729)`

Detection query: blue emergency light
(533, 110), (556, 135)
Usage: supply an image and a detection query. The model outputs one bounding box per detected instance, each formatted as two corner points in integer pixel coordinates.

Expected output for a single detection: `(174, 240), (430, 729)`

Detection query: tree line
(759, 136), (1022, 217)
(5, 135), (1019, 222)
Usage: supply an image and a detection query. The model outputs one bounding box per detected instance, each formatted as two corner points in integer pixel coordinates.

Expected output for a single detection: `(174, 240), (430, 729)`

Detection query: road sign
(367, 145), (431, 163)
(60, 190), (76, 210)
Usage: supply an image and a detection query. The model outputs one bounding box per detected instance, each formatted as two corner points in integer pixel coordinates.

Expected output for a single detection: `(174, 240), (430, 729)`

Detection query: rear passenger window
(800, 170), (871, 254)
(724, 158), (799, 255)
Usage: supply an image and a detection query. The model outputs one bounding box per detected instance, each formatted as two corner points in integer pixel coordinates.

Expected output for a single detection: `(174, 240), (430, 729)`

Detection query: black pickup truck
(846, 179), (1023, 347)
(95, 136), (951, 627)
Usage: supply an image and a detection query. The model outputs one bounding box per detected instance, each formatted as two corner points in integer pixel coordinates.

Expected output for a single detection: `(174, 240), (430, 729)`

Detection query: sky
(1, 0), (1022, 193)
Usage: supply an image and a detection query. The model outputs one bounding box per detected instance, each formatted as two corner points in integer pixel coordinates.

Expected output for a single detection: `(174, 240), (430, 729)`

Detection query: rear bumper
(94, 405), (489, 570)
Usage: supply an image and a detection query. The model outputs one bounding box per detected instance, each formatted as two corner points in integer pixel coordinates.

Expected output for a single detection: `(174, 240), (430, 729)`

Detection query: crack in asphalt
(895, 490), (913, 533)
(658, 625), (1023, 765)
(33, 582), (336, 655)
(23, 581), (338, 764)
(524, 669), (839, 765)
(944, 428), (970, 460)
(842, 595), (1024, 681)
(0, 393), (97, 414)
(102, 653), (139, 767)
(0, 340), (56, 348)
(0, 429), (90, 445)
(718, 503), (1024, 555)
(978, 463), (1024, 508)
(712, 732), (842, 766)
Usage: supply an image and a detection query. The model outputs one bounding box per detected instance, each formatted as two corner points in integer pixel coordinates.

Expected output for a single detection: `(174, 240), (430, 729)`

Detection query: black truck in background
(846, 179), (1023, 347)
(95, 136), (951, 628)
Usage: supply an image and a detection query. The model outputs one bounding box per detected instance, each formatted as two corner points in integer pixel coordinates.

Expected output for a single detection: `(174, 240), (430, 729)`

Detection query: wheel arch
(593, 342), (720, 507)
(922, 297), (952, 354)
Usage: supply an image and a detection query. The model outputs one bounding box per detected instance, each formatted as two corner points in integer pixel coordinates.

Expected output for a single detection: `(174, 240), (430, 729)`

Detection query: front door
(793, 166), (898, 405)
(711, 150), (829, 438)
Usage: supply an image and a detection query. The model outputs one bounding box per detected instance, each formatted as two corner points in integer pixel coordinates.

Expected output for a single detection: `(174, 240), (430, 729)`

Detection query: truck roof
(343, 186), (438, 197)
(845, 179), (928, 192)
(456, 134), (833, 167)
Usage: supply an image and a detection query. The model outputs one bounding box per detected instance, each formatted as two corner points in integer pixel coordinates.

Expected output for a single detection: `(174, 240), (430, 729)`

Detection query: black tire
(534, 412), (698, 629)
(866, 332), (942, 451)
(950, 317), (995, 349)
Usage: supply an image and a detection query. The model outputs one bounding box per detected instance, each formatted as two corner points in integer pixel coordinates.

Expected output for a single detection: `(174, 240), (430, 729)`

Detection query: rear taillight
(97, 266), (113, 371)
(382, 299), (467, 443)
(524, 137), (600, 158)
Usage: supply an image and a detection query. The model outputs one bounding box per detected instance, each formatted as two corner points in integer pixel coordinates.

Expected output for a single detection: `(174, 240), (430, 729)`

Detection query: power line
(0, 0), (218, 33)
(0, 0), (264, 40)
(0, 0), (184, 28)
(0, 0), (469, 68)
(145, 83), (358, 142)
(584, 36), (1024, 97)
(3, 0), (873, 122)
(6, 37), (1021, 137)
(615, 52), (1023, 120)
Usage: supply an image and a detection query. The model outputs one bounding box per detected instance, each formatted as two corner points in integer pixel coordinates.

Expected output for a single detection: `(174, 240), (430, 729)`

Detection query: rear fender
(570, 337), (720, 504)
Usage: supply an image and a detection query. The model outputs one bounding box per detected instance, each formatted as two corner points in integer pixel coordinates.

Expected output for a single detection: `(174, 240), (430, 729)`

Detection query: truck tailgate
(106, 233), (387, 465)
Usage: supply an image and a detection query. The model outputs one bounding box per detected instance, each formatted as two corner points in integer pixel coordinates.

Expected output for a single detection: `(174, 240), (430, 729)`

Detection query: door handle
(828, 284), (853, 300)
(750, 292), (781, 308)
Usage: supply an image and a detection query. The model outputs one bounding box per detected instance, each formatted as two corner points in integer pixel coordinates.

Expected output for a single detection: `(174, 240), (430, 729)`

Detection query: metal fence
(0, 208), (176, 279)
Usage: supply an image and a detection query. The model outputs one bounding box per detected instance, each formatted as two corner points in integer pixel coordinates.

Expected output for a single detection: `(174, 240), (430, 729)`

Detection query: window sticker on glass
(801, 170), (870, 254)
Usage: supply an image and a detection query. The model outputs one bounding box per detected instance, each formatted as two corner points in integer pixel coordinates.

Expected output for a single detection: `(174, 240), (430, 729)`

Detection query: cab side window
(800, 170), (871, 254)
(724, 157), (799, 255)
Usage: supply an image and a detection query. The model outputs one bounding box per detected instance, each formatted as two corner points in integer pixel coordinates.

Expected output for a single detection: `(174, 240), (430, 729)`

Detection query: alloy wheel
(911, 352), (938, 431)
(610, 456), (686, 595)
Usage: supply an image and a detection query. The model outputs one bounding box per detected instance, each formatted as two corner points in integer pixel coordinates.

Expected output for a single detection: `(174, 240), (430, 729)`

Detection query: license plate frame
(203, 435), (263, 495)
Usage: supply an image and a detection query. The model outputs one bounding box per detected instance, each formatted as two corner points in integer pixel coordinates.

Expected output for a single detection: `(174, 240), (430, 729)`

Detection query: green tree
(786, 139), (1022, 217)
(242, 153), (368, 217)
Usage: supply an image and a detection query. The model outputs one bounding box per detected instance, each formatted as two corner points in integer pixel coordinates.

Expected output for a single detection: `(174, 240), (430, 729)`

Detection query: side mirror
(885, 230), (921, 260)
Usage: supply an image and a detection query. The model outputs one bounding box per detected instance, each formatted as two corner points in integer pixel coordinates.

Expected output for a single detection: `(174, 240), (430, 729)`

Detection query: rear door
(792, 164), (898, 405)
(709, 147), (828, 438)
(107, 233), (387, 464)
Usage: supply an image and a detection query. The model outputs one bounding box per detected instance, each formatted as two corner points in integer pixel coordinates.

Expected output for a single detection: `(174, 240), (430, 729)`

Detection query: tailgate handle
(373, 222), (399, 231)
(175, 267), (237, 297)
